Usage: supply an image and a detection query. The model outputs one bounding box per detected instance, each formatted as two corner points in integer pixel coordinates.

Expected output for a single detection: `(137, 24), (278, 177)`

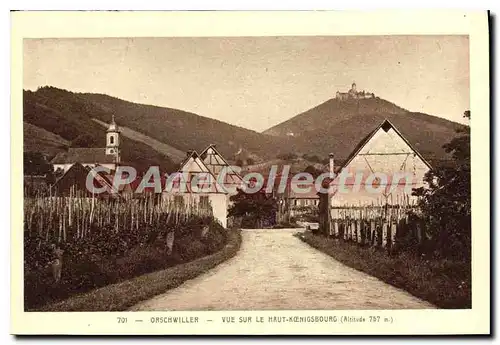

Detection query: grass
(297, 231), (471, 309)
(34, 229), (242, 312)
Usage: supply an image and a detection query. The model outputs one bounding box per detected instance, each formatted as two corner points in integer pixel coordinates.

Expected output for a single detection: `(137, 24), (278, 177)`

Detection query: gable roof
(200, 144), (244, 183)
(51, 148), (117, 164)
(51, 162), (120, 197)
(200, 144), (230, 166)
(178, 150), (209, 173)
(338, 119), (432, 172)
(174, 150), (226, 194)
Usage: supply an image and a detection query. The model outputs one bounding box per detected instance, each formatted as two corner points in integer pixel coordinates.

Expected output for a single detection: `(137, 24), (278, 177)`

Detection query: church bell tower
(106, 115), (121, 163)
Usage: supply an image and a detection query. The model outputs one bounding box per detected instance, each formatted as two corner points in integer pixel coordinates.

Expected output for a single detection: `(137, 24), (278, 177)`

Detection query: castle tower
(105, 115), (120, 162)
(351, 82), (357, 93)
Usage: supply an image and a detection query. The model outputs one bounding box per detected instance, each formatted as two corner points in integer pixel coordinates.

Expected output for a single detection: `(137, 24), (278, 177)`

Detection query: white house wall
(162, 192), (228, 228)
(332, 126), (430, 207)
(209, 193), (228, 228)
(180, 157), (207, 173)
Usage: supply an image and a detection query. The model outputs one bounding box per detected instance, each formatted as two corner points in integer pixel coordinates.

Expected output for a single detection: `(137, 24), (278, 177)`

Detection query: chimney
(329, 153), (334, 179)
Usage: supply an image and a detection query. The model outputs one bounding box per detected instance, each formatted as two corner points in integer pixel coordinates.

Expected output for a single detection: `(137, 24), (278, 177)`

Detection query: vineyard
(24, 192), (228, 310)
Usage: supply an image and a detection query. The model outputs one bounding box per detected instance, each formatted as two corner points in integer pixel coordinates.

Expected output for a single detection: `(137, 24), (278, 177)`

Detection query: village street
(131, 229), (434, 311)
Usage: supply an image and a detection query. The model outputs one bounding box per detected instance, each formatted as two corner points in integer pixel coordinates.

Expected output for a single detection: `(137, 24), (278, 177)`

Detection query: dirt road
(131, 229), (435, 310)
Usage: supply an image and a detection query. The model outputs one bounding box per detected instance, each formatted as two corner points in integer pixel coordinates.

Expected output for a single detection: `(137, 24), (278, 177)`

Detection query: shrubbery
(24, 195), (228, 310)
(25, 217), (228, 310)
(412, 111), (471, 260)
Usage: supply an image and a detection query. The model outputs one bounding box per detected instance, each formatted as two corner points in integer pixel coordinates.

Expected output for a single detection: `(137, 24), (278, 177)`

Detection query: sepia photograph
(11, 11), (489, 335)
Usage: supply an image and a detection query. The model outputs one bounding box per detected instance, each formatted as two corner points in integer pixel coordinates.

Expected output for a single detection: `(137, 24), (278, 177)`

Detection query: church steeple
(107, 115), (117, 132)
(105, 115), (120, 163)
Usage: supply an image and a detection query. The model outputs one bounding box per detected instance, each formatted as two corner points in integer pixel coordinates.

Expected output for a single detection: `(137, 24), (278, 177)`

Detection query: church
(51, 116), (121, 174)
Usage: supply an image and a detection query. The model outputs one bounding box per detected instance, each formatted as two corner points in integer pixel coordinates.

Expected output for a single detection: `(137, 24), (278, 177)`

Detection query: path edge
(34, 229), (242, 312)
(295, 231), (449, 309)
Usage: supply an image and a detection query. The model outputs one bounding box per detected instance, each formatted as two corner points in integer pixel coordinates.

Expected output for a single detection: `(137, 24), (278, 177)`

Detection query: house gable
(331, 119), (432, 206)
(173, 151), (226, 194)
(341, 119), (431, 173)
(200, 144), (244, 187)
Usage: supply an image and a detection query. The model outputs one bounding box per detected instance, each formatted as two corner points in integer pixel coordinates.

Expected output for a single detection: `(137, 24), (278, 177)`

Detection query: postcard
(11, 10), (490, 335)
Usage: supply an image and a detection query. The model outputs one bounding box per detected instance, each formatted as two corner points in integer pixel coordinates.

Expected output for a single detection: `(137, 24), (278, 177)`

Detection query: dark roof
(51, 148), (117, 164)
(52, 162), (121, 197)
(288, 181), (320, 199)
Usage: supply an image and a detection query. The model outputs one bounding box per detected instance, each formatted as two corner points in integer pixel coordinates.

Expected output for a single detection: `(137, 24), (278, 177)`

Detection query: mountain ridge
(262, 96), (466, 166)
(24, 86), (465, 172)
(263, 97), (409, 136)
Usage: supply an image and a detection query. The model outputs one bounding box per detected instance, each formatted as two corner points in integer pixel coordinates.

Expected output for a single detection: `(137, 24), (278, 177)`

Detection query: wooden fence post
(391, 221), (397, 248)
(382, 222), (388, 248)
(356, 220), (362, 244)
(370, 220), (375, 246)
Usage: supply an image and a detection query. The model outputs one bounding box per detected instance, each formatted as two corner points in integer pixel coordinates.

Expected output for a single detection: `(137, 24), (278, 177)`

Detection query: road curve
(130, 229), (435, 311)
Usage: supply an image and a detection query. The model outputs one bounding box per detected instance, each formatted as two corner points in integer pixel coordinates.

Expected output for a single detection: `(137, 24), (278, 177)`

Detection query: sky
(24, 36), (470, 132)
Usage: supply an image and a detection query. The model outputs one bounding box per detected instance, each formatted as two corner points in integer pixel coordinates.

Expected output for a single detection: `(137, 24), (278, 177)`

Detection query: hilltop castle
(336, 82), (375, 101)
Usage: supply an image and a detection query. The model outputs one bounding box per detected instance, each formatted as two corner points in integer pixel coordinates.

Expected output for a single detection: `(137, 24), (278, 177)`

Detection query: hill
(242, 158), (326, 175)
(263, 97), (466, 166)
(92, 118), (186, 163)
(24, 86), (465, 174)
(23, 87), (177, 173)
(264, 97), (408, 137)
(78, 92), (289, 163)
(23, 122), (69, 156)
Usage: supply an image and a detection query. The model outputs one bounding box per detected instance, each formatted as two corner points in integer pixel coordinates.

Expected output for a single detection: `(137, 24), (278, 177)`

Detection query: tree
(228, 189), (278, 228)
(71, 133), (97, 147)
(304, 165), (323, 178)
(24, 152), (53, 176)
(303, 154), (322, 163)
(277, 152), (298, 161)
(412, 110), (470, 259)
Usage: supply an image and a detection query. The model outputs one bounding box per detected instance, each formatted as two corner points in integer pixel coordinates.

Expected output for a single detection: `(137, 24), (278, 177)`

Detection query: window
(382, 121), (391, 132)
(110, 135), (114, 145)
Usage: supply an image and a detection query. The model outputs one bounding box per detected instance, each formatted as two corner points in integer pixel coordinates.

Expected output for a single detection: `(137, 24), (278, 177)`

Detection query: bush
(277, 152), (298, 161)
(36, 229), (242, 311)
(273, 221), (299, 229)
(24, 214), (228, 310)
